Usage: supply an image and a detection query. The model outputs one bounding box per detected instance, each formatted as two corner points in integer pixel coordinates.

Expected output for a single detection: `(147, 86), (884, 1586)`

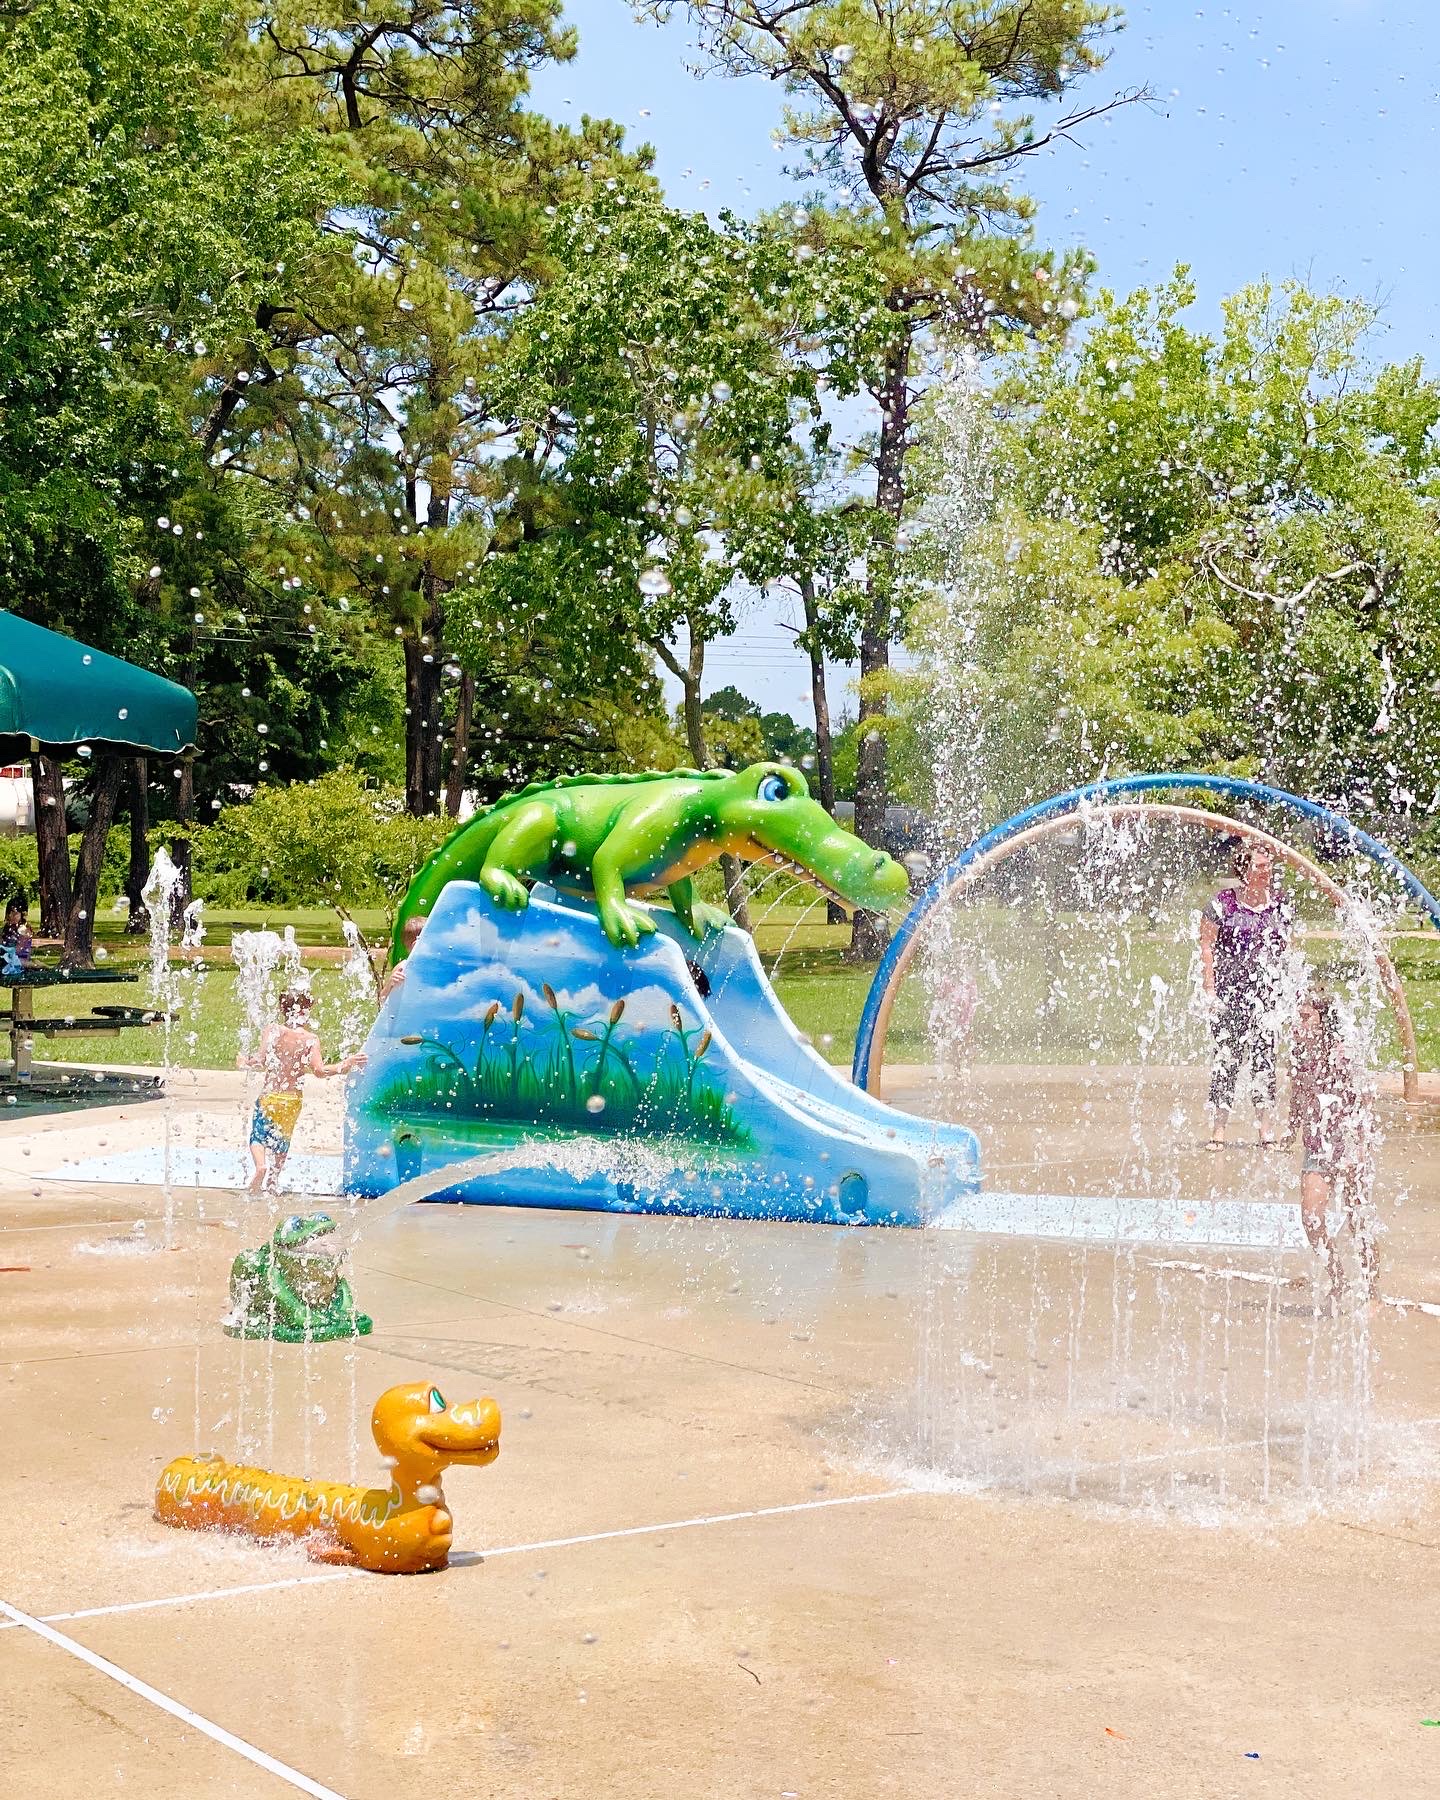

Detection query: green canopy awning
(0, 613), (197, 759)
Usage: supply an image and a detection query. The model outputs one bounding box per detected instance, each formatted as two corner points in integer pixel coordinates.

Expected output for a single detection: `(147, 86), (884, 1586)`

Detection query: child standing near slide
(239, 989), (366, 1194)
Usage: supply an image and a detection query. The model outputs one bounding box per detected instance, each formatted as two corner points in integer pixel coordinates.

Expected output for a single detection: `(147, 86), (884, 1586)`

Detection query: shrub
(189, 770), (451, 909)
(96, 826), (131, 899)
(0, 835), (38, 905)
(0, 827), (132, 910)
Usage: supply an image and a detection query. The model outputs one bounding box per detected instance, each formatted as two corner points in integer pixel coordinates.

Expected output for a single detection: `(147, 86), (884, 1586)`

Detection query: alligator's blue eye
(429, 1387), (446, 1413)
(282, 1216), (302, 1235)
(758, 774), (787, 802)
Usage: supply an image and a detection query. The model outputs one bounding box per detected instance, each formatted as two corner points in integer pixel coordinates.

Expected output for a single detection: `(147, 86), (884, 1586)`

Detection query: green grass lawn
(22, 902), (1440, 1077)
(87, 903), (392, 949)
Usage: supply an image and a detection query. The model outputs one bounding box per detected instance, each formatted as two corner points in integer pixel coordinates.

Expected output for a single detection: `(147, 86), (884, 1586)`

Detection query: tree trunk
(30, 753), (71, 934)
(173, 756), (195, 917)
(444, 670), (475, 819)
(403, 633), (442, 816)
(403, 634), (424, 815)
(420, 600), (445, 808)
(403, 465), (452, 819)
(125, 758), (150, 933)
(63, 754), (125, 967)
(799, 576), (845, 926)
(718, 852), (752, 930)
(403, 621), (445, 817)
(850, 326), (911, 961)
(679, 667), (706, 774)
(674, 634), (751, 933)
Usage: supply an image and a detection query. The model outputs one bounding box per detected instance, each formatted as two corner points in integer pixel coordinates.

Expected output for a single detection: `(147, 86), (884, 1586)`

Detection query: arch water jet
(855, 773), (1439, 1101)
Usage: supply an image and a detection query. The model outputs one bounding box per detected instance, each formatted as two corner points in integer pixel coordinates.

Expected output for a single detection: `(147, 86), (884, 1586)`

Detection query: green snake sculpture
(223, 1213), (373, 1343)
(392, 762), (912, 954)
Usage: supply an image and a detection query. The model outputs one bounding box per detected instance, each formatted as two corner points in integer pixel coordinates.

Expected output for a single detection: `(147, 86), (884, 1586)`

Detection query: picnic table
(0, 963), (173, 1093)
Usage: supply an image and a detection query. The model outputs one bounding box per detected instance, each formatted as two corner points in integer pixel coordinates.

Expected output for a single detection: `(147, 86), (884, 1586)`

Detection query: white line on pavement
(454, 1487), (917, 1562)
(0, 1568), (357, 1632)
(0, 1596), (348, 1799)
(0, 1488), (916, 1634)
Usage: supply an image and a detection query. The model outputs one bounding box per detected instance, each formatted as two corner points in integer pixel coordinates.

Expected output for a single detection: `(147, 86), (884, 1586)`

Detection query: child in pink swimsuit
(1286, 984), (1375, 1305)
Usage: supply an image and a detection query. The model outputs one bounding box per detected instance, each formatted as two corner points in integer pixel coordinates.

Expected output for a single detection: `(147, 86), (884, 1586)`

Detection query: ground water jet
(872, 802), (1403, 1510)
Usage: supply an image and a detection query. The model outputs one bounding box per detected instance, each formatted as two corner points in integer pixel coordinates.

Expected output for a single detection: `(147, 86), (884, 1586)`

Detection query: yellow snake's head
(372, 1381), (502, 1473)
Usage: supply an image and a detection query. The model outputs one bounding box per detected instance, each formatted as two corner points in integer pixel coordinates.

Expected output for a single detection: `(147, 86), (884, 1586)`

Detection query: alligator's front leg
(478, 801), (558, 911)
(227, 1249), (264, 1325)
(331, 1275), (373, 1336)
(268, 1269), (317, 1341)
(593, 795), (707, 946)
(591, 845), (662, 947)
(667, 879), (729, 941)
(592, 857), (656, 947)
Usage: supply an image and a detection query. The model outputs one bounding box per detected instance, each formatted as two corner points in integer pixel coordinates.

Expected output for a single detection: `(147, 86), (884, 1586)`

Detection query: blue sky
(530, 1), (1439, 723)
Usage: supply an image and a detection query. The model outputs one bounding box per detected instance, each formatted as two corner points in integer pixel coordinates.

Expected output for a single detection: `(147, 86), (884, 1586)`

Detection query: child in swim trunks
(1285, 982), (1375, 1306)
(239, 988), (366, 1194)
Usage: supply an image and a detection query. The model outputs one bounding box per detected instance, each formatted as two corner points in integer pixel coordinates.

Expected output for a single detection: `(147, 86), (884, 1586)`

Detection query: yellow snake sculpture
(154, 1381), (501, 1574)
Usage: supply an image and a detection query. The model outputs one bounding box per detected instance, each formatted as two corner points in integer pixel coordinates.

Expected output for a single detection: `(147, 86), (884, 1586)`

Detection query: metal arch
(853, 773), (1440, 1096)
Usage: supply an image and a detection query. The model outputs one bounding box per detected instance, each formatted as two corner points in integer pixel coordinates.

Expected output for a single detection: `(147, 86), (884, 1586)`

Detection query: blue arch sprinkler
(853, 772), (1440, 1094)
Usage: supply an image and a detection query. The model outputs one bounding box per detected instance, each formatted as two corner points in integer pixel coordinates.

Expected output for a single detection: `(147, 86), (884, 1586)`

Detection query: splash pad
(26, 770), (1437, 1578)
(8, 803), (1440, 1800)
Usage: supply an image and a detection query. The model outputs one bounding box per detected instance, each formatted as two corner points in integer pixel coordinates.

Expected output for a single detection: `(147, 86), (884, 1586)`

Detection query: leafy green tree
(731, 460), (876, 829)
(0, 0), (337, 634)
(702, 686), (762, 726)
(704, 690), (816, 764)
(904, 272), (1440, 832)
(640, 0), (1136, 951)
(486, 194), (881, 751)
(693, 709), (767, 768)
(471, 192), (885, 917)
(222, 1), (649, 817)
(0, 0), (345, 956)
(760, 710), (818, 764)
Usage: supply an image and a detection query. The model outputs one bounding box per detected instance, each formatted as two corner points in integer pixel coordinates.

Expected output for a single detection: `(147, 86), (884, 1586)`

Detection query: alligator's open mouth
(418, 1429), (501, 1463)
(278, 1214), (338, 1251)
(417, 1399), (502, 1463)
(748, 843), (910, 913)
(752, 848), (853, 909)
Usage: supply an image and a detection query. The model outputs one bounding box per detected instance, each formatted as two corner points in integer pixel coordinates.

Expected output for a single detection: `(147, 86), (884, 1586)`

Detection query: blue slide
(344, 882), (979, 1226)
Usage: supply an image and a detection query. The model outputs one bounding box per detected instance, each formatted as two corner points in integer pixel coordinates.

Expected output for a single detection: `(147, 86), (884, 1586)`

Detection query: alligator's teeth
(754, 851), (847, 909)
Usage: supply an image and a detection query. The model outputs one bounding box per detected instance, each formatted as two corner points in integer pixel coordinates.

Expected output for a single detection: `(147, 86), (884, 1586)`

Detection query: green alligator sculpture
(223, 1213), (373, 1343)
(392, 762), (912, 954)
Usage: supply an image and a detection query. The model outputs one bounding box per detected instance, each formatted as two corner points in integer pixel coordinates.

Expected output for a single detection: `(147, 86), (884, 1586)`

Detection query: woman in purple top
(1199, 841), (1294, 1149)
